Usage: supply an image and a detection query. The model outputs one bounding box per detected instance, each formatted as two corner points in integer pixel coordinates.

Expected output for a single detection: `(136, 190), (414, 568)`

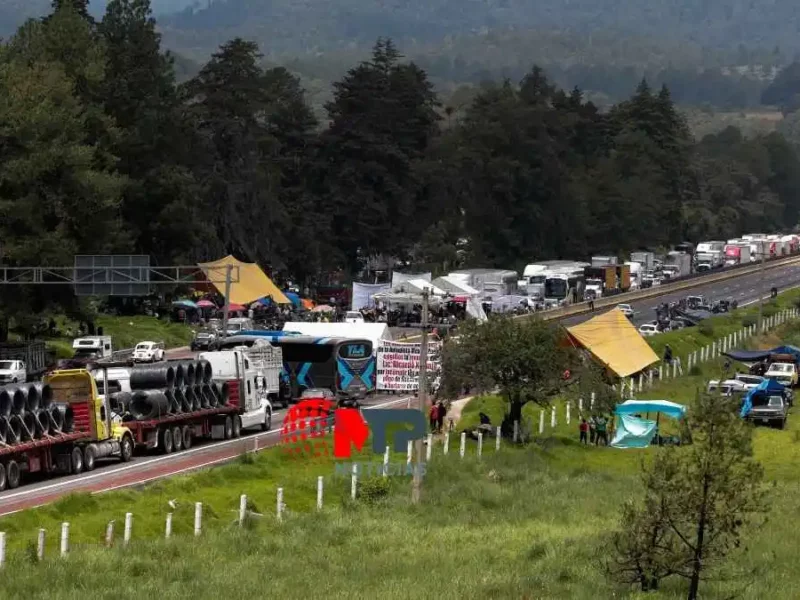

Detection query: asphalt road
(560, 262), (800, 328)
(0, 392), (415, 516)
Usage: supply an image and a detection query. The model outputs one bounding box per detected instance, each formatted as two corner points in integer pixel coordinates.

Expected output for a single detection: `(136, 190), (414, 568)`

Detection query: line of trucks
(0, 340), (285, 491)
(517, 231), (800, 306)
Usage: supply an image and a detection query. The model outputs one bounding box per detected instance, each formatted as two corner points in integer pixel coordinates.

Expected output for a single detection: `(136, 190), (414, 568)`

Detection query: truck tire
(223, 416), (233, 440)
(83, 445), (97, 471)
(232, 415), (242, 438)
(120, 434), (134, 462)
(71, 447), (84, 475)
(6, 460), (20, 489)
(160, 427), (174, 454)
(0, 463), (7, 491)
(172, 426), (183, 452)
(182, 425), (193, 450)
(262, 408), (272, 432)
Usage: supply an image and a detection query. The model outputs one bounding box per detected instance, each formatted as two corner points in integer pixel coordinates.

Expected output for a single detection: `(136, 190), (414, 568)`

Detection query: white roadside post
(566, 401), (571, 426)
(194, 503), (202, 537)
(0, 532), (5, 568)
(426, 434), (433, 462)
(351, 464), (358, 501)
(316, 478), (324, 510)
(105, 521), (114, 548)
(551, 405), (556, 428)
(539, 409), (544, 434)
(406, 440), (412, 466)
(443, 433), (450, 456)
(38, 529), (46, 560)
(477, 433), (483, 458)
(460, 432), (466, 458)
(60, 523), (69, 557)
(383, 445), (390, 476)
(495, 427), (502, 451)
(165, 513), (173, 538)
(240, 494), (249, 524)
(276, 488), (284, 522)
(124, 512), (133, 546)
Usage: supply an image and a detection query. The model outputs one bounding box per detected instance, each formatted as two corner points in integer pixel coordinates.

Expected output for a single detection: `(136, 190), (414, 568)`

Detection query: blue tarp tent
(724, 345), (800, 363)
(740, 378), (786, 418)
(611, 400), (687, 448)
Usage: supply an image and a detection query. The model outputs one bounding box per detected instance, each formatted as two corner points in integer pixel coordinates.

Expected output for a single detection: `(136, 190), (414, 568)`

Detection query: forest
(2, 0), (800, 307)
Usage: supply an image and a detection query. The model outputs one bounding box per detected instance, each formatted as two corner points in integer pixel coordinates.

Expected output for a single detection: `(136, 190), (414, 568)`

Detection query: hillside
(156, 0), (800, 59)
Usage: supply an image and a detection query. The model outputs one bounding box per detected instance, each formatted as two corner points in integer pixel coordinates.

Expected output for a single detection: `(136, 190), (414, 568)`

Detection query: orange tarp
(198, 255), (290, 305)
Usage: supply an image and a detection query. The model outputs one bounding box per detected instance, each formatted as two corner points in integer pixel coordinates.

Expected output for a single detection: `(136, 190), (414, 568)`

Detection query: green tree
(99, 0), (205, 262)
(607, 394), (766, 598)
(321, 38), (441, 271)
(440, 316), (577, 430)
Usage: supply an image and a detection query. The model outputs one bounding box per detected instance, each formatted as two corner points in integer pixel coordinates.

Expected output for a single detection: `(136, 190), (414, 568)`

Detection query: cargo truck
(664, 251), (692, 279)
(124, 348), (277, 451)
(583, 264), (631, 296)
(723, 244), (751, 266)
(630, 251), (655, 272)
(0, 370), (135, 490)
(0, 341), (50, 381)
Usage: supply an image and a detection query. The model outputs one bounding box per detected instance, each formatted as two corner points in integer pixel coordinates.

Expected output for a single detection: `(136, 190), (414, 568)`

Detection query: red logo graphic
(280, 399), (336, 458)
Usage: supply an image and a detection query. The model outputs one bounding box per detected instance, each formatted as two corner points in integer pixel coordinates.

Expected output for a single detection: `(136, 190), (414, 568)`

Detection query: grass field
(1, 295), (800, 598)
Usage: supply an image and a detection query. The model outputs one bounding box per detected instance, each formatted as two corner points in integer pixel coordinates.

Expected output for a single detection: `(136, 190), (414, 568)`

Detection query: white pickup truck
(0, 360), (27, 384)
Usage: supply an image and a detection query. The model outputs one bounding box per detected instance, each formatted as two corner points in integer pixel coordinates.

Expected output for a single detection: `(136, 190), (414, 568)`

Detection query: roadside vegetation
(2, 293), (800, 598)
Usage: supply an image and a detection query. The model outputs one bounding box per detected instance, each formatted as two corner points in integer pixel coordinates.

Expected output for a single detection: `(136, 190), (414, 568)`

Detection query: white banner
(351, 282), (391, 310)
(376, 340), (442, 391)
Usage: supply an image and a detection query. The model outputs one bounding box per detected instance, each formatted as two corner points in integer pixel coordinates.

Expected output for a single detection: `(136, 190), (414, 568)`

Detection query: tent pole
(221, 264), (232, 340)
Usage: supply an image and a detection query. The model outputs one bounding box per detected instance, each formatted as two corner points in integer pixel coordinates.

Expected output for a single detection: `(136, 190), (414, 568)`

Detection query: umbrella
(197, 299), (216, 308)
(301, 298), (314, 310)
(312, 304), (334, 313)
(284, 291), (301, 308)
(225, 303), (246, 312)
(172, 299), (198, 310)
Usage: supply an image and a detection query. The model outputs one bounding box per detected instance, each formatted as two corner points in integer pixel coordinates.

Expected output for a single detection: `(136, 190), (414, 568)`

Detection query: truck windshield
(529, 275), (546, 284)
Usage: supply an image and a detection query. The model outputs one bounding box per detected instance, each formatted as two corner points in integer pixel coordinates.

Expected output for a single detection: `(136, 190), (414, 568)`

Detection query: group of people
(578, 414), (612, 446)
(428, 400), (449, 433)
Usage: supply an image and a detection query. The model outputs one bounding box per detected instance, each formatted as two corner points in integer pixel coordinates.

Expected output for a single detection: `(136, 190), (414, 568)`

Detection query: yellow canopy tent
(198, 256), (290, 305)
(566, 308), (659, 378)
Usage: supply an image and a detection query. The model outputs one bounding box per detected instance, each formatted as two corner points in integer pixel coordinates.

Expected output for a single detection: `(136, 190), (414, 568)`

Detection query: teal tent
(610, 400), (687, 449)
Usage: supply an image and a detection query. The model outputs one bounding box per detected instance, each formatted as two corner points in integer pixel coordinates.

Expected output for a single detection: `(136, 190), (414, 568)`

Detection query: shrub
(357, 476), (391, 504)
(698, 321), (715, 337)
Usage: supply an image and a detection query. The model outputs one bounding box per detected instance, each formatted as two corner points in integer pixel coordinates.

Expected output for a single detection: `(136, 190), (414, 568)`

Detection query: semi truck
(0, 346), (281, 490)
(664, 251), (692, 279)
(0, 370), (135, 490)
(723, 244), (751, 266)
(583, 264), (631, 296)
(630, 251), (655, 272)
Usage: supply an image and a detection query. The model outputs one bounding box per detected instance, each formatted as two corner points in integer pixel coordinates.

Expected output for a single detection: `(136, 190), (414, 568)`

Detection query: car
(300, 388), (336, 401)
(0, 360), (26, 384)
(764, 362), (798, 387)
(746, 394), (788, 429)
(616, 304), (634, 318)
(638, 323), (659, 337)
(190, 329), (217, 351)
(132, 341), (165, 363)
(344, 311), (365, 323)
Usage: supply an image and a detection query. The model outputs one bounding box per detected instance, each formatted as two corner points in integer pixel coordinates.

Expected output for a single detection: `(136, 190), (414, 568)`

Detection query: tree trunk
(687, 475), (711, 600)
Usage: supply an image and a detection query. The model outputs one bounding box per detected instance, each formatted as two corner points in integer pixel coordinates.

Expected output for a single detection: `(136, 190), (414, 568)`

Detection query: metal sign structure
(0, 255), (239, 297)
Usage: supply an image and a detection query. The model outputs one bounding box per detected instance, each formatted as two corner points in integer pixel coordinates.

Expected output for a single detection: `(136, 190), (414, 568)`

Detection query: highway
(3, 261), (799, 516)
(0, 392), (415, 516)
(560, 261), (800, 327)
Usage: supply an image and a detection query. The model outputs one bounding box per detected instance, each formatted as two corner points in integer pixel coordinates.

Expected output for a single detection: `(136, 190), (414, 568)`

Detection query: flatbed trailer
(124, 379), (250, 453)
(0, 370), (134, 491)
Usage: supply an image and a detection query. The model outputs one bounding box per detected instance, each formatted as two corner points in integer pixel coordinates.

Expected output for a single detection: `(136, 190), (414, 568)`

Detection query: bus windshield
(545, 278), (568, 299)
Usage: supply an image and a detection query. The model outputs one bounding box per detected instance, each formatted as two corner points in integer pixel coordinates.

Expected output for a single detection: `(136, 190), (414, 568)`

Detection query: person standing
(429, 402), (439, 433)
(579, 418), (588, 444)
(435, 400), (446, 433)
(588, 415), (597, 444)
(595, 415), (608, 446)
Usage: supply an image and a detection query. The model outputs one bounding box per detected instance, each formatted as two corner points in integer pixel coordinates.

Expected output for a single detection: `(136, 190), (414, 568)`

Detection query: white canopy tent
(391, 278), (447, 296)
(431, 275), (480, 297)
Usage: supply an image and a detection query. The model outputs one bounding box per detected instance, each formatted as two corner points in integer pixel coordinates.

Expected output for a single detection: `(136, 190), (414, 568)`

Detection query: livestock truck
(0, 341), (50, 382)
(0, 347), (282, 490)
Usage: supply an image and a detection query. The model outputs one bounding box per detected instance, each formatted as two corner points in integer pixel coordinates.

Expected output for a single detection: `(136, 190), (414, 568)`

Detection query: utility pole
(220, 264), (233, 340)
(758, 241), (766, 333)
(412, 287), (429, 505)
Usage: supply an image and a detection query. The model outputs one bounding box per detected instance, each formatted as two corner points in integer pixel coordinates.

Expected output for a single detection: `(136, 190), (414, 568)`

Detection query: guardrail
(531, 253), (800, 322)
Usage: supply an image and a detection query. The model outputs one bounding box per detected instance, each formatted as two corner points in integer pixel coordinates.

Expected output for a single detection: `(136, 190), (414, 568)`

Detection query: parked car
(132, 341), (165, 363)
(638, 323), (659, 337)
(765, 362), (798, 387)
(746, 394), (788, 429)
(299, 388), (336, 401)
(344, 311), (365, 323)
(0, 359), (27, 384)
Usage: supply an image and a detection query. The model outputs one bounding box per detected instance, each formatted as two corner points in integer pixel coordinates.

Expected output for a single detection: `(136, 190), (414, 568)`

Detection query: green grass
(95, 315), (194, 350)
(2, 298), (800, 598)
